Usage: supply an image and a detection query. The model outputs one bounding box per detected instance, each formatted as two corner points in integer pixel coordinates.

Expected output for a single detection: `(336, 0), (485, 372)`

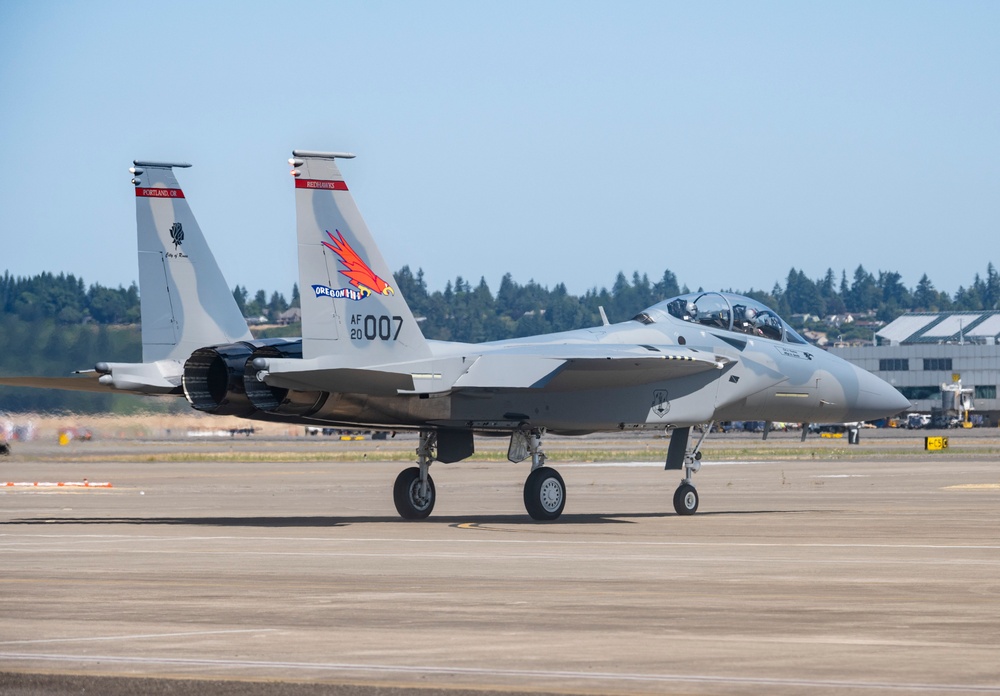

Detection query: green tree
(785, 269), (822, 315)
(232, 285), (248, 313)
(985, 263), (1000, 309)
(847, 266), (880, 312)
(654, 269), (680, 300)
(913, 275), (934, 310)
(268, 291), (287, 318)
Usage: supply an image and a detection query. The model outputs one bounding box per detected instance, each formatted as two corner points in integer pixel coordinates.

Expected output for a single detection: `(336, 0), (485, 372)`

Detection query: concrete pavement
(1, 438), (999, 694)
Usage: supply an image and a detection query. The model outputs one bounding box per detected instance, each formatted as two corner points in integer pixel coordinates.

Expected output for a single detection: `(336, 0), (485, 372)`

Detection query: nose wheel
(673, 481), (699, 515)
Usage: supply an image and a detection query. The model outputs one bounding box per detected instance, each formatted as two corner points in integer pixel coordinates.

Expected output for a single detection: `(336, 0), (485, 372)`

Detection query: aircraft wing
(453, 345), (730, 391)
(256, 345), (728, 397)
(0, 363), (183, 396)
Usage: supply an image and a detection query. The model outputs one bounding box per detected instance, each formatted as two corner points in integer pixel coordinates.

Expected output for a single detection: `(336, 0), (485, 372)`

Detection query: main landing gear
(392, 428), (568, 521)
(510, 428), (566, 521)
(391, 425), (710, 521)
(666, 422), (712, 516)
(393, 430), (437, 519)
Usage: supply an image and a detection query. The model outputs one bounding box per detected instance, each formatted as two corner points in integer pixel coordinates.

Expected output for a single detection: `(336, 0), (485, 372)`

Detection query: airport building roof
(877, 311), (1000, 346)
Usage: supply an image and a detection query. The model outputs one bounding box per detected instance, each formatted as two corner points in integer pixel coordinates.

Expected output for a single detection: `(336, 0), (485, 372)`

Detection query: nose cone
(848, 365), (911, 421)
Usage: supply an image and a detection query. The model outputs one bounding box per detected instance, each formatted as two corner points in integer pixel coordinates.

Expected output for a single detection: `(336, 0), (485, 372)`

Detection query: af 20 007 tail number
(350, 314), (403, 341)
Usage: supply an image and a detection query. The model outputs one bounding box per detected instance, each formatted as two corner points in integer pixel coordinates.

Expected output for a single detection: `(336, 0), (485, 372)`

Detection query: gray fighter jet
(187, 151), (910, 520)
(1, 152), (910, 521)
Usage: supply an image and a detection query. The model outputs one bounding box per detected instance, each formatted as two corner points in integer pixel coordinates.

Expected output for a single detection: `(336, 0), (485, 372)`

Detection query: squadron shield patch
(651, 389), (670, 417)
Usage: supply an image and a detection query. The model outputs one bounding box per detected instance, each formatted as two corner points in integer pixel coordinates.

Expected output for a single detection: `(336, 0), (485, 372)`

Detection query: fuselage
(274, 292), (910, 433)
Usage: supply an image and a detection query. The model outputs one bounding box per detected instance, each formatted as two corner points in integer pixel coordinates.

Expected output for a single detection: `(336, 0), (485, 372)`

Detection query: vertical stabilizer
(290, 151), (430, 363)
(133, 161), (252, 362)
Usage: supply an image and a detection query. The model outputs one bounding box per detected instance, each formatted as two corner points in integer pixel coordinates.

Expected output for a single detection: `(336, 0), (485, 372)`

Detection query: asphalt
(1, 434), (999, 695)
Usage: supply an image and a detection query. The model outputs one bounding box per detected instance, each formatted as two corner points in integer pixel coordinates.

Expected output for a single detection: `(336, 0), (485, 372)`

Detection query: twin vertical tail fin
(133, 161), (252, 362)
(290, 151), (430, 363)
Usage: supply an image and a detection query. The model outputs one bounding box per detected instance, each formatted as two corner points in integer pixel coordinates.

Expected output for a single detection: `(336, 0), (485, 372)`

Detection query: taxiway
(1, 436), (999, 695)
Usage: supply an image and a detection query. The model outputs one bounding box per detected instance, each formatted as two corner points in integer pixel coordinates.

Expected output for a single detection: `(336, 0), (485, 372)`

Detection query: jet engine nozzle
(244, 343), (326, 416)
(182, 344), (257, 416)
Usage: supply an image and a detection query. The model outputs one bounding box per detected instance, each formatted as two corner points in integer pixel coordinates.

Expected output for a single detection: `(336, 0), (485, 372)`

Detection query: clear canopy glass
(642, 292), (808, 344)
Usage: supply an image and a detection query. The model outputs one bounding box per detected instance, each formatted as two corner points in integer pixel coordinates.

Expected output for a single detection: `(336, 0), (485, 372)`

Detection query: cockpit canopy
(638, 292), (808, 344)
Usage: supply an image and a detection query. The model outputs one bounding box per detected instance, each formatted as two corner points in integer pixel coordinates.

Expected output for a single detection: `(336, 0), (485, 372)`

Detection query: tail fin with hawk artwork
(290, 151), (431, 364)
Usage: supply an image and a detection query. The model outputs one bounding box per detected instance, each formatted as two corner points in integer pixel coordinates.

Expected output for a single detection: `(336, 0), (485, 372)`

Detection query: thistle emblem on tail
(169, 223), (184, 249)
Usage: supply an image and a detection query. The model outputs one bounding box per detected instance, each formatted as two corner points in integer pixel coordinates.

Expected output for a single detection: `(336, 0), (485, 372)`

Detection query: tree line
(396, 263), (1000, 343)
(0, 271), (140, 325)
(2, 263), (999, 335)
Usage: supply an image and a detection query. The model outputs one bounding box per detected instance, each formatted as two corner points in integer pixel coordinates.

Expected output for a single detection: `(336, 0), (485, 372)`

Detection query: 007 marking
(350, 314), (403, 341)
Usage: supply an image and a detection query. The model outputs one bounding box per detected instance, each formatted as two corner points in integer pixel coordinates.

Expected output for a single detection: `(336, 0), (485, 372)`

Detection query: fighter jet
(189, 151), (910, 520)
(1, 152), (911, 522)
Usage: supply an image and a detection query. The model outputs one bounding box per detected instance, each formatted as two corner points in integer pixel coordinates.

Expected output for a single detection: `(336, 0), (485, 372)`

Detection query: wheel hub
(409, 480), (432, 510)
(539, 477), (563, 512)
(683, 491), (697, 510)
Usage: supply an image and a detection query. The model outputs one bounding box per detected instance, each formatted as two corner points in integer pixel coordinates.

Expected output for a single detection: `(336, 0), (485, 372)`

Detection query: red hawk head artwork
(321, 229), (394, 298)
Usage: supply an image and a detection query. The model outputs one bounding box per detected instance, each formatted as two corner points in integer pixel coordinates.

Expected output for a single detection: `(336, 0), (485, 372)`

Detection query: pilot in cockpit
(667, 298), (698, 321)
(733, 304), (761, 336)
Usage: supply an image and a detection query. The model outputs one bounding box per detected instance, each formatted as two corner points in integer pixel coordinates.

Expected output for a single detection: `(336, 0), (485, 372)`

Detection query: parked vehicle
(906, 413), (932, 429)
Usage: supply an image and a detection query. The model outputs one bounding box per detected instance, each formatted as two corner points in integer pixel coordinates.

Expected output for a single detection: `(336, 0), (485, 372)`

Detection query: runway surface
(1, 435), (999, 695)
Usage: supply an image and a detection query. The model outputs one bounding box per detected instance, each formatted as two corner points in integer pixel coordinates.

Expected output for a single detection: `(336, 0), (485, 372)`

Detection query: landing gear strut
(393, 430), (437, 519)
(510, 428), (566, 521)
(666, 422), (712, 515)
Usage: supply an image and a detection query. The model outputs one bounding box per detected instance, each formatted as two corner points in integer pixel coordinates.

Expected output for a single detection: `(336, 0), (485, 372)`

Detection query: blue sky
(2, 1), (998, 305)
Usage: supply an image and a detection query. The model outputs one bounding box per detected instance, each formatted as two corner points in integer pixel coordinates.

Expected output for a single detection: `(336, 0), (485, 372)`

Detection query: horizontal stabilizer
(261, 366), (415, 396)
(0, 366), (181, 396)
(0, 373), (108, 393)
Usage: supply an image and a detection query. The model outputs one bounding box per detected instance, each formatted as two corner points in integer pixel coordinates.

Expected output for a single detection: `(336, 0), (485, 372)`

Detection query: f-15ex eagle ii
(0, 151), (910, 521)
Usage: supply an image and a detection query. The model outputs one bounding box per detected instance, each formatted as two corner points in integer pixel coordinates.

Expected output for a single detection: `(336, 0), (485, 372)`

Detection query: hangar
(831, 311), (1000, 426)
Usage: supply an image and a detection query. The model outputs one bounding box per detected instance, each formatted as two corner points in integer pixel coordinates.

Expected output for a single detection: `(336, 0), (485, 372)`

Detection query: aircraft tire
(393, 466), (436, 520)
(523, 467), (566, 521)
(673, 483), (699, 515)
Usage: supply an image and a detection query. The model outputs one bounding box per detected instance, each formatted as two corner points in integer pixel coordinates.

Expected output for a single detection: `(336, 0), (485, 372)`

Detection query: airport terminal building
(830, 311), (1000, 426)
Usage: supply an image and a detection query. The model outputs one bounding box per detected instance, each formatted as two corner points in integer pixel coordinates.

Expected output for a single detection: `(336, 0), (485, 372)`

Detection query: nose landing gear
(666, 422), (712, 515)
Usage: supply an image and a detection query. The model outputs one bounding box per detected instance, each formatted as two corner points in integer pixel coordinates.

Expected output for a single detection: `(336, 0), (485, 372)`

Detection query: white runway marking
(4, 533), (999, 551)
(564, 460), (777, 467)
(0, 629), (277, 646)
(0, 652), (997, 693)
